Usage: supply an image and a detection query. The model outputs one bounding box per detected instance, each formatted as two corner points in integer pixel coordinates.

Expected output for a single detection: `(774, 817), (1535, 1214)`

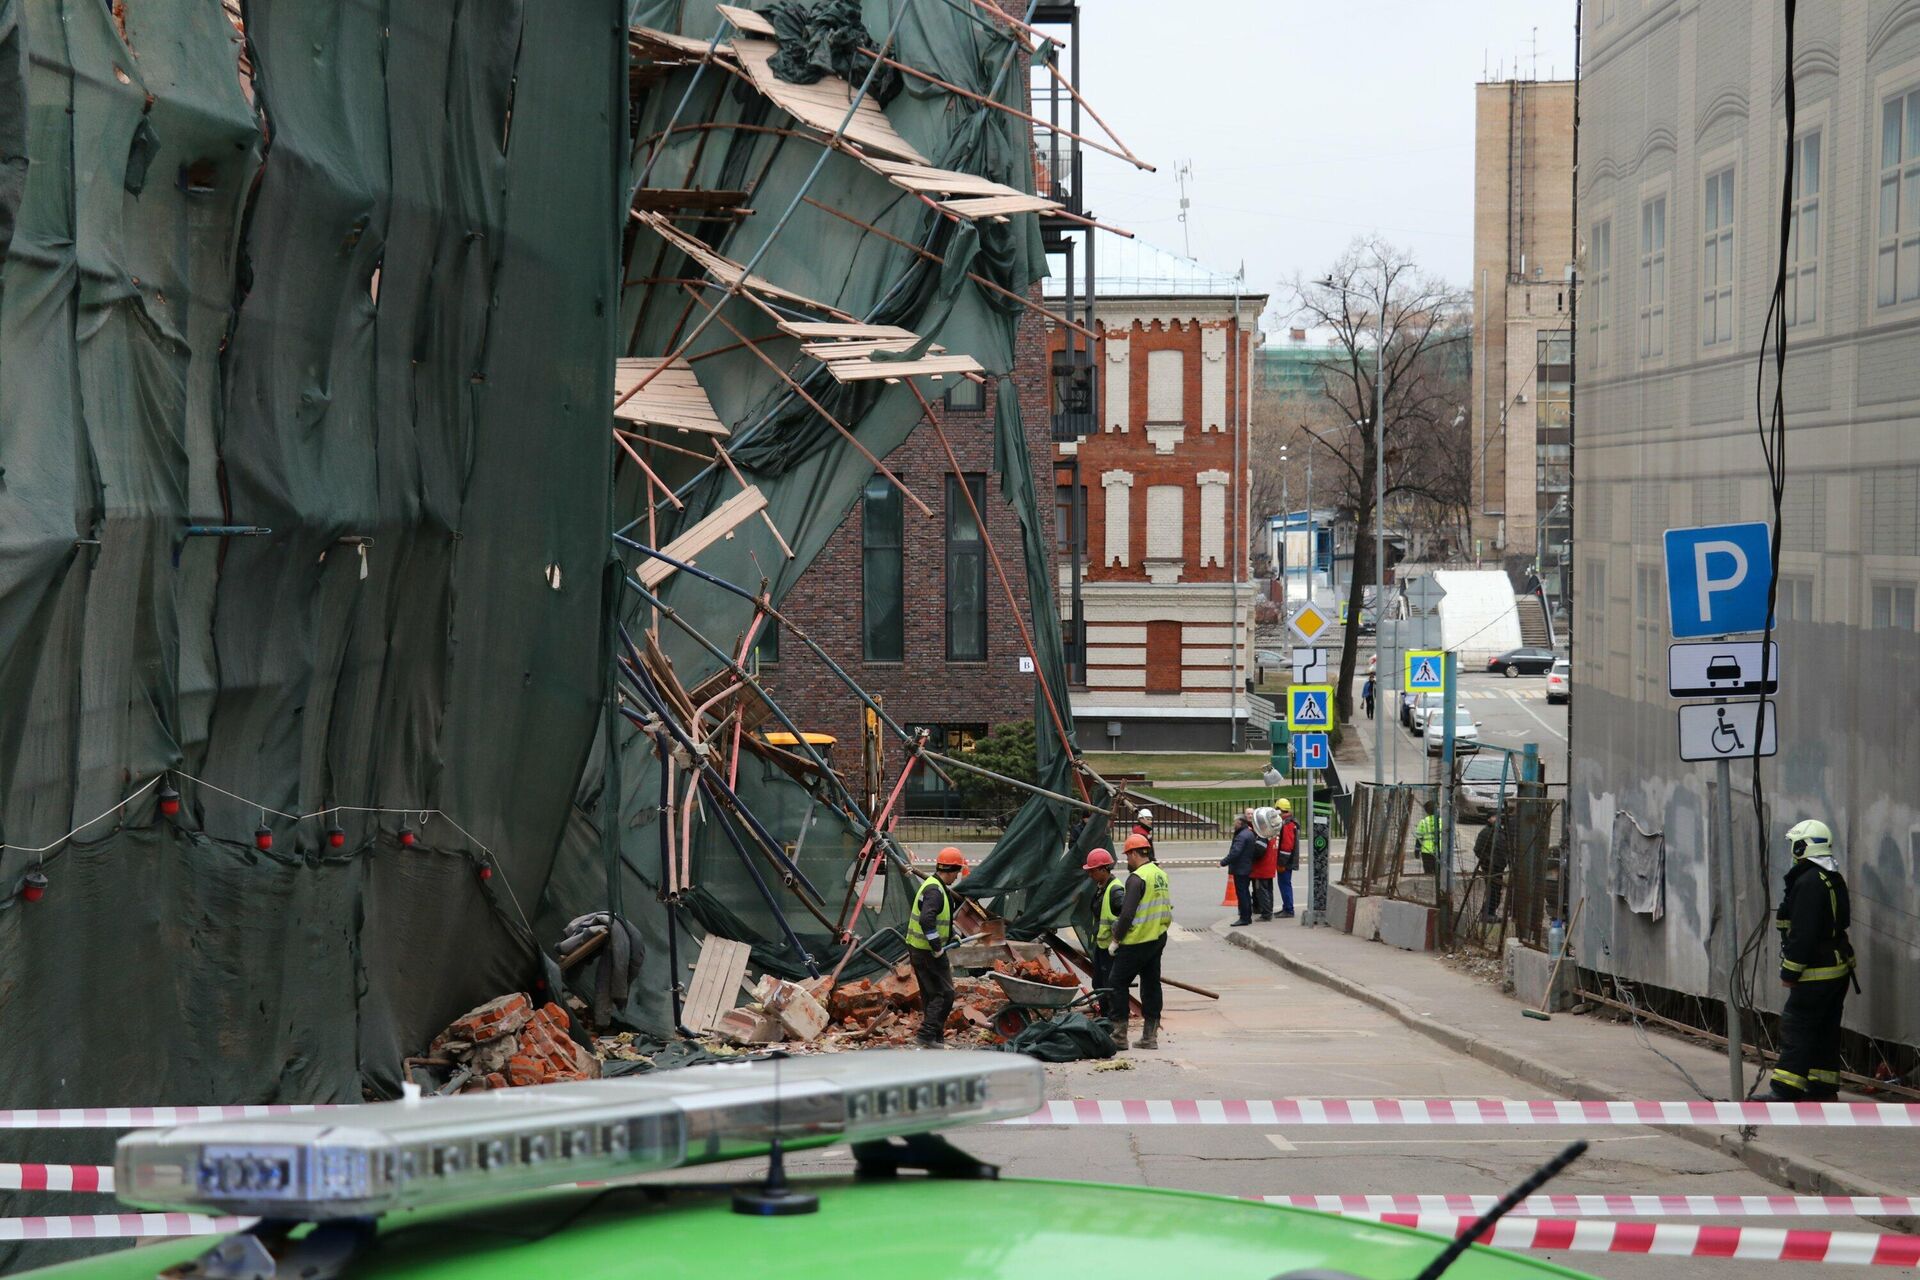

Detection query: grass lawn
(1143, 783), (1307, 809)
(1084, 751), (1270, 783)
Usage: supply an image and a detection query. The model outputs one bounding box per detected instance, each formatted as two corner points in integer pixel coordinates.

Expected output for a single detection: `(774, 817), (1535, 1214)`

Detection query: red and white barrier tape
(0, 1105), (333, 1130)
(1270, 1194), (1920, 1218)
(0, 1164), (112, 1193)
(0, 1214), (250, 1242)
(1368, 1214), (1920, 1267)
(1001, 1098), (1920, 1126)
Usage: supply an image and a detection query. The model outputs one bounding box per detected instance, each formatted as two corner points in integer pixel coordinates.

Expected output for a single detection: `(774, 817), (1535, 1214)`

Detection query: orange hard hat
(935, 846), (967, 870)
(1122, 833), (1151, 854)
(1082, 847), (1115, 870)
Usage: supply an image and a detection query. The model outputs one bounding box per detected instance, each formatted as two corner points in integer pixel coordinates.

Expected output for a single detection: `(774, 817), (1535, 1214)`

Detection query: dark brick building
(765, 302), (1057, 810)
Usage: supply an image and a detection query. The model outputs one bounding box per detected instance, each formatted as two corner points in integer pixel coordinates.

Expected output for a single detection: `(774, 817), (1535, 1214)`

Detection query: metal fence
(895, 796), (1343, 846)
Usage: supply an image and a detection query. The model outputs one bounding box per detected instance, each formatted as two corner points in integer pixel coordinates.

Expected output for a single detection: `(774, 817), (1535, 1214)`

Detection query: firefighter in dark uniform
(1081, 847), (1127, 996)
(1768, 819), (1857, 1101)
(906, 846), (967, 1050)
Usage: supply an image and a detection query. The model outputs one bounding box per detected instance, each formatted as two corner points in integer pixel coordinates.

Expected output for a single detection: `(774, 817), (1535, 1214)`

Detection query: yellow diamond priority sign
(1287, 602), (1331, 643)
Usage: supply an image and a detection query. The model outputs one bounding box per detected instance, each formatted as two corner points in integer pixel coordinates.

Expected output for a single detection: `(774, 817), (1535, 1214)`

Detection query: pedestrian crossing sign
(1406, 649), (1446, 692)
(1287, 683), (1334, 731)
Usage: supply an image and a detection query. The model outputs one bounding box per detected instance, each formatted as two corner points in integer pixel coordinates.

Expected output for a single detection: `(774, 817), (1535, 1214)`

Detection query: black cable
(1414, 1140), (1589, 1280)
(1731, 0), (1796, 1099)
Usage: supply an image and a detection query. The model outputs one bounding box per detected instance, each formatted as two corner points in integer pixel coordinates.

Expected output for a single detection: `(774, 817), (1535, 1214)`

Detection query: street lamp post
(1319, 276), (1389, 788)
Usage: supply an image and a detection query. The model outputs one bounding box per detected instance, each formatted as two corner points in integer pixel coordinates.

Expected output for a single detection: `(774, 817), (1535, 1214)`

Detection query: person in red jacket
(1274, 799), (1299, 919)
(1248, 807), (1279, 921)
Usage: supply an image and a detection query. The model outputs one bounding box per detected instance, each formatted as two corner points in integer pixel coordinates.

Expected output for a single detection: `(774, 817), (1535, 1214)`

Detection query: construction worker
(1131, 807), (1155, 855)
(1083, 847), (1127, 996)
(1768, 819), (1857, 1101)
(1274, 798), (1298, 919)
(1105, 832), (1172, 1050)
(1415, 799), (1442, 877)
(906, 847), (967, 1049)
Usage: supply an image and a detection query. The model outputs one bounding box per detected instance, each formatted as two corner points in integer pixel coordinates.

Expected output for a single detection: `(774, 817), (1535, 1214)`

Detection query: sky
(1062, 0), (1577, 331)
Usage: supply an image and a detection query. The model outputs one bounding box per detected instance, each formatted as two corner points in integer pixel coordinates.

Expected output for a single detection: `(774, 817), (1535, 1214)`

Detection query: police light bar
(114, 1051), (1042, 1220)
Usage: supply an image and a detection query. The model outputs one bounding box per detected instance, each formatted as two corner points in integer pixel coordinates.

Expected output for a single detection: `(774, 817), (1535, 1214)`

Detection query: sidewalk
(1216, 914), (1920, 1228)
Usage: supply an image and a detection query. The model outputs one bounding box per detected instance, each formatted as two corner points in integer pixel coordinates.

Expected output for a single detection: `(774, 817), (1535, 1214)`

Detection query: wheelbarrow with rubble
(986, 971), (1102, 1038)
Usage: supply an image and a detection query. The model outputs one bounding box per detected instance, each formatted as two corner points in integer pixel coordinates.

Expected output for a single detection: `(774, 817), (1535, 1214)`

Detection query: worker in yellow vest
(1415, 799), (1442, 877)
(905, 846), (967, 1049)
(1104, 833), (1172, 1050)
(1083, 847), (1127, 996)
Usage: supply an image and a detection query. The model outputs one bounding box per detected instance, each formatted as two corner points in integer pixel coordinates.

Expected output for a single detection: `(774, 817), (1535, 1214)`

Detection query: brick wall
(768, 298), (1056, 788)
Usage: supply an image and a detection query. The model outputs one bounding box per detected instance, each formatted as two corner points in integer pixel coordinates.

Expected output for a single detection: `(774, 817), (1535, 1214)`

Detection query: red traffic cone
(1222, 875), (1238, 907)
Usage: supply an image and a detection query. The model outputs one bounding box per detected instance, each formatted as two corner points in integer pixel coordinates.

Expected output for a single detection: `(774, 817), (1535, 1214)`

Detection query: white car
(1425, 710), (1480, 755)
(1407, 691), (1446, 734)
(1546, 658), (1570, 704)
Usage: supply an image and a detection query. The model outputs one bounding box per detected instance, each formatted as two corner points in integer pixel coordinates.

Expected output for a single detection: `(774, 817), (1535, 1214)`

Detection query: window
(1877, 88), (1920, 307)
(752, 618), (779, 666)
(1634, 565), (1661, 697)
(1639, 194), (1667, 358)
(905, 724), (988, 805)
(1787, 130), (1821, 326)
(945, 378), (986, 412)
(861, 475), (903, 662)
(1588, 219), (1611, 365)
(1145, 485), (1184, 562)
(1872, 582), (1916, 630)
(1776, 576), (1814, 623)
(1536, 333), (1571, 501)
(1701, 169), (1734, 345)
(1146, 349), (1185, 422)
(946, 474), (987, 662)
(1145, 621), (1181, 693)
(1054, 482), (1087, 556)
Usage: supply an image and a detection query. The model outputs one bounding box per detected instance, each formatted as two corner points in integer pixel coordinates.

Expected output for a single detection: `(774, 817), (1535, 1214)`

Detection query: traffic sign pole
(1714, 706), (1744, 1102)
(1439, 651), (1457, 927)
(1303, 769), (1317, 926)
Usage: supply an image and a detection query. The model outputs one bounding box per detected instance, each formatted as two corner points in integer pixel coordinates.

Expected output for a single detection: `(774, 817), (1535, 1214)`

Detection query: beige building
(1572, 0), (1920, 1055)
(1471, 79), (1576, 587)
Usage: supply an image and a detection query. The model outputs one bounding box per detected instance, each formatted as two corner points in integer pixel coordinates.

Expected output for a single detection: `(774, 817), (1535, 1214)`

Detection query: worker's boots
(1112, 1020), (1130, 1050)
(1138, 1020), (1160, 1050)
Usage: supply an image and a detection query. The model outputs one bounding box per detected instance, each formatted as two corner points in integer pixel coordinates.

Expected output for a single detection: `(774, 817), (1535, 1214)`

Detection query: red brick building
(767, 301), (1057, 810)
(1051, 234), (1265, 751)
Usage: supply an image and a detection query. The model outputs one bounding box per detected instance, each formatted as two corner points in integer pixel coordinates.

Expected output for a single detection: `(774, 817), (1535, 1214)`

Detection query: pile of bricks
(992, 957), (1078, 987)
(428, 993), (601, 1090)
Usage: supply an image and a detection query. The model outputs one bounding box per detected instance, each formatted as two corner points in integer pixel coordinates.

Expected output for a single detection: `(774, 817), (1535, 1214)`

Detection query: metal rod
(919, 749), (1105, 815)
(1714, 746), (1744, 1099)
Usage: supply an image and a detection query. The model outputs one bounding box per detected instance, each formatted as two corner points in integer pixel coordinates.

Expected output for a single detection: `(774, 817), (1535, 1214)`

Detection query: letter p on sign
(1663, 522), (1774, 639)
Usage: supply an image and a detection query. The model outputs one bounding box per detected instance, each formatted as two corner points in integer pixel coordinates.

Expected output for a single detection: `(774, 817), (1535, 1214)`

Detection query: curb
(1220, 925), (1919, 1230)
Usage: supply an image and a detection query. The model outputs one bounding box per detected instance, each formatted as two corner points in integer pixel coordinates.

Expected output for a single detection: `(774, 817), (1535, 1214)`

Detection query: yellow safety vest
(1120, 861), (1172, 945)
(1416, 815), (1440, 854)
(905, 874), (953, 952)
(1095, 871), (1131, 949)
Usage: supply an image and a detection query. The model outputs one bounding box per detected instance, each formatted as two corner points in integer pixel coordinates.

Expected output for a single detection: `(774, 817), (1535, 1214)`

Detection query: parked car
(1545, 658), (1570, 703)
(1426, 709), (1480, 755)
(1455, 753), (1518, 822)
(1407, 691), (1446, 734)
(1486, 646), (1557, 677)
(1254, 648), (1286, 683)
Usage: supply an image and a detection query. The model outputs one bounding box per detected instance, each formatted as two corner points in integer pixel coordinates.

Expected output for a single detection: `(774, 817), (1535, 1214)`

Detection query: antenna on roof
(733, 1049), (820, 1216)
(1175, 161), (1194, 258)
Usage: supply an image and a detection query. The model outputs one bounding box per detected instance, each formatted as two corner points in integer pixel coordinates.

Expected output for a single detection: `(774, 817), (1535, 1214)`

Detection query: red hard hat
(1082, 847), (1115, 870)
(935, 846), (967, 869)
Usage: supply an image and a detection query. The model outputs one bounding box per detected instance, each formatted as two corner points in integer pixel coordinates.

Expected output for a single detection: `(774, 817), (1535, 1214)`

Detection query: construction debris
(421, 994), (601, 1092)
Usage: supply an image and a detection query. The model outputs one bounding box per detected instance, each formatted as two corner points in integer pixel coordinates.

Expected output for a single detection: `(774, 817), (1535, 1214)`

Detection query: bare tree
(1287, 237), (1470, 723)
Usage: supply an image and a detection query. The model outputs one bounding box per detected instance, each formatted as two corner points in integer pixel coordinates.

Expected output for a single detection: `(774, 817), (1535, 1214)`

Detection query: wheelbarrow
(987, 971), (1100, 1039)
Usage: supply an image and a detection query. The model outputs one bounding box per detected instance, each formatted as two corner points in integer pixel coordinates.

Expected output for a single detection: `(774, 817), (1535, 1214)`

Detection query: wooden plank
(613, 357), (730, 436)
(633, 210), (830, 312)
(637, 485), (771, 589)
(715, 4), (776, 37)
(778, 321), (917, 340)
(682, 936), (753, 1034)
(731, 39), (928, 165)
(820, 353), (984, 383)
(939, 193), (1061, 218)
(868, 161), (1016, 197)
(801, 337), (946, 361)
(630, 25), (735, 59)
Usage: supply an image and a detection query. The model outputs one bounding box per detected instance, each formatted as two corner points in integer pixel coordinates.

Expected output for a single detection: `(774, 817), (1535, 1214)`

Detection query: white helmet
(1135, 807), (1154, 823)
(1786, 818), (1833, 860)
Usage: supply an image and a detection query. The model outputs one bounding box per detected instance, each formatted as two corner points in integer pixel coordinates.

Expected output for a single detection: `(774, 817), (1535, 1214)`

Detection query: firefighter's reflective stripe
(1122, 862), (1172, 944)
(1772, 1068), (1809, 1090)
(905, 875), (953, 951)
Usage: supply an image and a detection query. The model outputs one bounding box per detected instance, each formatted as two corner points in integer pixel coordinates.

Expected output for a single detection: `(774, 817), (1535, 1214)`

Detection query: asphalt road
(1339, 656), (1569, 788)
(764, 873), (1908, 1279)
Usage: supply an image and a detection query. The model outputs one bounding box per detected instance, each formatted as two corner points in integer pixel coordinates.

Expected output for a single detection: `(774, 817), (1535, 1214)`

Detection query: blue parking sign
(1663, 522), (1773, 638)
(1290, 731), (1330, 771)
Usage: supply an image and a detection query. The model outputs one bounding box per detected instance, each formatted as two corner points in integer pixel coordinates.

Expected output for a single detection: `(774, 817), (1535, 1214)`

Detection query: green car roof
(24, 1176), (1597, 1280)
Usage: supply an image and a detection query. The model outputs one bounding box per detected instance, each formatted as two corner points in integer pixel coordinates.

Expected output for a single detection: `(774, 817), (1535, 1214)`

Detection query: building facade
(1472, 78), (1577, 588)
(1050, 235), (1264, 751)
(1573, 0), (1920, 1055)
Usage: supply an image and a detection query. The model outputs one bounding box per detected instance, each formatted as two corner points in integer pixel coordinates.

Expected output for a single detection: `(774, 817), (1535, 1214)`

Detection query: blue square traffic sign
(1663, 522), (1773, 638)
(1290, 731), (1330, 771)
(1288, 684), (1334, 731)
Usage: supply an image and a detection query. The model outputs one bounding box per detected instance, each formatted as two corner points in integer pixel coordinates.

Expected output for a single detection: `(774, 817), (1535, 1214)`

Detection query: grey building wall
(1573, 0), (1920, 1050)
